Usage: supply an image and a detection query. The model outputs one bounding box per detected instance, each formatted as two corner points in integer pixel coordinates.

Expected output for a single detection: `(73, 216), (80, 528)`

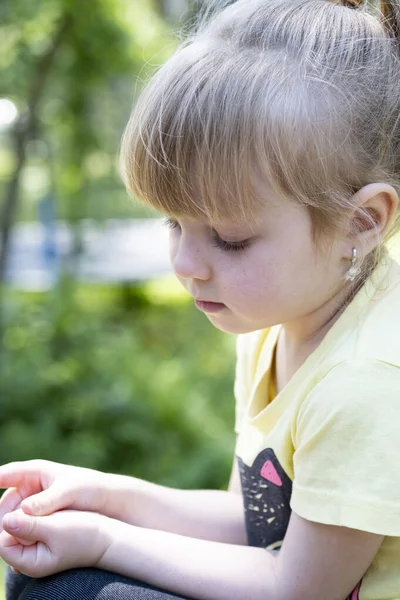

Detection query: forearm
(99, 519), (278, 600)
(101, 474), (247, 545)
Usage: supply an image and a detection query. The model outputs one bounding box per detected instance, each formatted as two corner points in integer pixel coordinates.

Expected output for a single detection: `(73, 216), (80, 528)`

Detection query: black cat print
(238, 448), (293, 551)
(237, 448), (362, 599)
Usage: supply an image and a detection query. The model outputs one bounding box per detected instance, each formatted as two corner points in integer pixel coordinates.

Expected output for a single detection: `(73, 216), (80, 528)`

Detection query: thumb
(21, 486), (68, 516)
(2, 509), (46, 543)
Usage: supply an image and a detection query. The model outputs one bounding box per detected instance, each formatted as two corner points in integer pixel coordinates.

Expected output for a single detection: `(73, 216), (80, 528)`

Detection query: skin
(0, 182), (398, 600)
(169, 181), (399, 387)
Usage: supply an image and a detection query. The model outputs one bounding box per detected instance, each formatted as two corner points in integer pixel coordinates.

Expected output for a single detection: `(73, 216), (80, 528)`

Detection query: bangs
(120, 43), (268, 225)
(120, 37), (361, 232)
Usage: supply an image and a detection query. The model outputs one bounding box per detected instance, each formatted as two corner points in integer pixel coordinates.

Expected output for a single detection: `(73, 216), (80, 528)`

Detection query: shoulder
(301, 358), (400, 409)
(354, 257), (400, 365)
(295, 359), (400, 444)
(292, 359), (400, 536)
(316, 357), (399, 390)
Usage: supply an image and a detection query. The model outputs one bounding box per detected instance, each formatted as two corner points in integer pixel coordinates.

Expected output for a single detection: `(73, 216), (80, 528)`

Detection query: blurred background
(0, 0), (237, 587)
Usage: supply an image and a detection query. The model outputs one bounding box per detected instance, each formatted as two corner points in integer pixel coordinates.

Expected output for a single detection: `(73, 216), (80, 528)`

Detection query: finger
(0, 460), (50, 490)
(10, 567), (21, 575)
(0, 488), (23, 526)
(2, 509), (47, 544)
(0, 530), (22, 573)
(0, 540), (26, 575)
(0, 528), (34, 560)
(21, 485), (71, 517)
(0, 529), (20, 548)
(0, 533), (47, 578)
(13, 535), (37, 547)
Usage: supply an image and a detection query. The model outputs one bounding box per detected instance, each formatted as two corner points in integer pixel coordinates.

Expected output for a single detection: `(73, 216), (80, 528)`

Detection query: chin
(206, 315), (267, 336)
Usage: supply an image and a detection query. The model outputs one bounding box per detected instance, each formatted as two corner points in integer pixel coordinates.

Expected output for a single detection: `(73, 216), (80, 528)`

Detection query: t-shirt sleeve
(291, 359), (400, 536)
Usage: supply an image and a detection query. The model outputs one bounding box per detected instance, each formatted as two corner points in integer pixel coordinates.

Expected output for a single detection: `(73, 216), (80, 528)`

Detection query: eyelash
(163, 218), (251, 253)
(211, 237), (251, 253)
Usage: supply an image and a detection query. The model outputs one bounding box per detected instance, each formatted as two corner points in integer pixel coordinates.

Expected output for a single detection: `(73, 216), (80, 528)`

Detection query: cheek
(232, 252), (299, 306)
(169, 235), (182, 274)
(168, 234), (177, 261)
(219, 255), (278, 298)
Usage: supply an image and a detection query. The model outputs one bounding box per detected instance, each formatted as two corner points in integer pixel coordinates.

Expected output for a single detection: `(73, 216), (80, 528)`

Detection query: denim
(6, 567), (192, 600)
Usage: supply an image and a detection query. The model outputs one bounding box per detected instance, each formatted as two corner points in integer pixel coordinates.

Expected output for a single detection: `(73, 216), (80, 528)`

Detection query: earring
(345, 247), (361, 282)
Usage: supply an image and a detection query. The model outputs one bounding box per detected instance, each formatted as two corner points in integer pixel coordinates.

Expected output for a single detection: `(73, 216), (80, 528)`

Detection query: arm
(0, 500), (382, 598)
(97, 510), (383, 600)
(102, 450), (247, 545)
(0, 449), (247, 545)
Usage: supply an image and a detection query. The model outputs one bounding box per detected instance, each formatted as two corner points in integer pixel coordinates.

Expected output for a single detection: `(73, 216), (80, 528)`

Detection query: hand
(0, 509), (111, 578)
(0, 460), (109, 527)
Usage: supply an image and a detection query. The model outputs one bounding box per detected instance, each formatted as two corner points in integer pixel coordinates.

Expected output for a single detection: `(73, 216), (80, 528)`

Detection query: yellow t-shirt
(234, 255), (400, 600)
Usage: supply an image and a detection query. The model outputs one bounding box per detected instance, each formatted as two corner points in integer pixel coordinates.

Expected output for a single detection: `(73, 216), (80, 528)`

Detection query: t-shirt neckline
(246, 255), (396, 427)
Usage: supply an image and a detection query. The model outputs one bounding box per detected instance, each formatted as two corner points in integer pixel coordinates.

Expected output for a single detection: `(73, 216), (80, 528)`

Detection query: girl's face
(167, 188), (348, 336)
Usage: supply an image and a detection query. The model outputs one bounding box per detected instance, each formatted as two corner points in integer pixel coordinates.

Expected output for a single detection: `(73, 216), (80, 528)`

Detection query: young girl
(1, 0), (400, 598)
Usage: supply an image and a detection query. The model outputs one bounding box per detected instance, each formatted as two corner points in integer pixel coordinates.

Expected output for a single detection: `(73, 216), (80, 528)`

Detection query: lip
(195, 299), (226, 313)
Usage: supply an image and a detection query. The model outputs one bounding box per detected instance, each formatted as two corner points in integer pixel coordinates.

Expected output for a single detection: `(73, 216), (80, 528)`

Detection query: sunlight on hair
(121, 0), (400, 284)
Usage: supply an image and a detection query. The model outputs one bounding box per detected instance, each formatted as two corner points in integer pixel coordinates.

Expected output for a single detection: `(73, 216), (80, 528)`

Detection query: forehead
(171, 167), (290, 222)
(168, 187), (309, 236)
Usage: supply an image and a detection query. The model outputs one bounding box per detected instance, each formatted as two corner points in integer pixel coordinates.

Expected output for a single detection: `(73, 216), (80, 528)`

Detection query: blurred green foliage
(0, 2), (235, 594)
(0, 0), (178, 222)
(0, 279), (236, 489)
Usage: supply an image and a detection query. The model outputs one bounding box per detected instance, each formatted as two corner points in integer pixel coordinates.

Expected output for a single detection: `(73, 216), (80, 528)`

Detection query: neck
(279, 282), (357, 360)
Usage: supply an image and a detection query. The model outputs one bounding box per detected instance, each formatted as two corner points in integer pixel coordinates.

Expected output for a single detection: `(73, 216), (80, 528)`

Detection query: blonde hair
(120, 0), (400, 281)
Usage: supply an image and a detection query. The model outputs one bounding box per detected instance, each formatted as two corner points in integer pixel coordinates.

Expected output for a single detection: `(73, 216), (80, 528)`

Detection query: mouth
(195, 299), (226, 313)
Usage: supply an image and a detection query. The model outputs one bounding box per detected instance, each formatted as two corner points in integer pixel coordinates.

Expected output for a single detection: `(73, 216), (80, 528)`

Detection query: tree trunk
(0, 13), (72, 282)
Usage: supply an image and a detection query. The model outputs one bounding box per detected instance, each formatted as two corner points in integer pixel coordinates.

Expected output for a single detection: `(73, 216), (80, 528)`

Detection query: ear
(347, 183), (399, 254)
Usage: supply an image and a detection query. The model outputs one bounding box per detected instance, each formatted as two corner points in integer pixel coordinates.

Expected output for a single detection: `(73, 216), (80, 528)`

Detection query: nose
(170, 233), (212, 282)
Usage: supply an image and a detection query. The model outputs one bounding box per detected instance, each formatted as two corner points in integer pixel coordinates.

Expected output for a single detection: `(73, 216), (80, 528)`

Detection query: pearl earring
(345, 247), (361, 282)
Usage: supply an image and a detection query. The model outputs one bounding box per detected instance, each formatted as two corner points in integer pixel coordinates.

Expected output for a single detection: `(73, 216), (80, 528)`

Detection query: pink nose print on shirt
(345, 581), (362, 600)
(348, 582), (361, 600)
(260, 460), (282, 486)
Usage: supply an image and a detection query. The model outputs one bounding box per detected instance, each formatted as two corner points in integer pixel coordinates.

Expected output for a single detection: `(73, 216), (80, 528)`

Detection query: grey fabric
(5, 566), (192, 600)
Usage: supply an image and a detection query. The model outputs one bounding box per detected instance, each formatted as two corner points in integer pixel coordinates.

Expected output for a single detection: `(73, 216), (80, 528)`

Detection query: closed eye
(211, 233), (251, 253)
(164, 218), (180, 230)
(163, 217), (251, 253)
